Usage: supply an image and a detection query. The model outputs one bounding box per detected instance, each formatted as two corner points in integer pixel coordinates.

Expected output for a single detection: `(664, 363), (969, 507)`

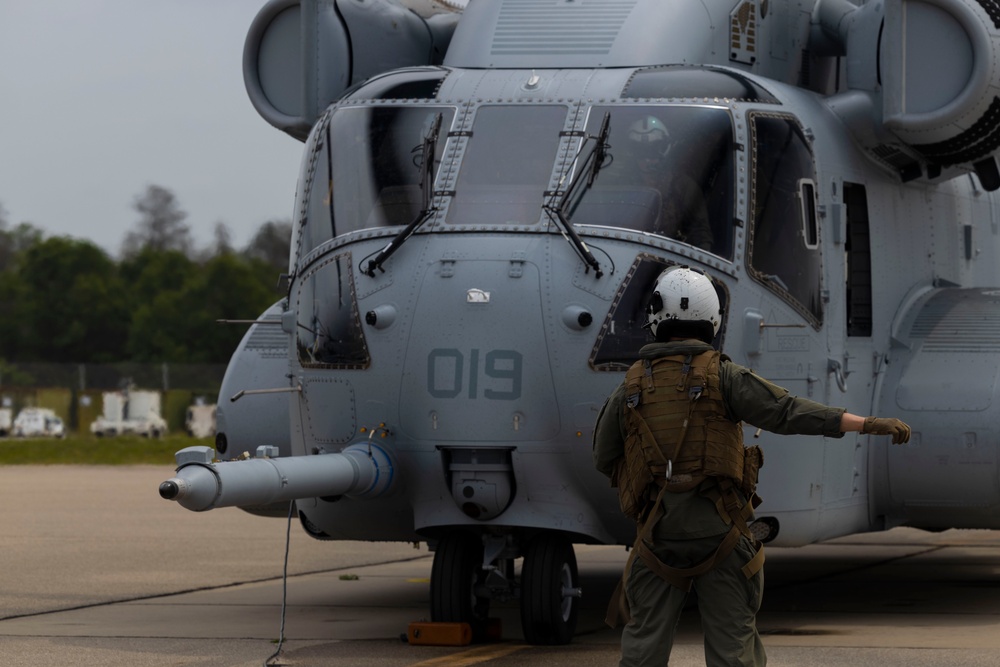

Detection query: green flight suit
(594, 340), (846, 667)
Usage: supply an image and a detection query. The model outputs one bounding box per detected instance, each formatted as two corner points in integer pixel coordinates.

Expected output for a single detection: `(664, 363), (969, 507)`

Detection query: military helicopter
(159, 0), (1000, 644)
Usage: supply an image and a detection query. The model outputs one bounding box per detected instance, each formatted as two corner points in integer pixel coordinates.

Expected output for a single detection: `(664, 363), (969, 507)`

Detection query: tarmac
(3, 465), (1000, 666)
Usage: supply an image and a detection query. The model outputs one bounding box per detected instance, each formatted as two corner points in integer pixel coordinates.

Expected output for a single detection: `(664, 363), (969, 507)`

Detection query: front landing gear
(430, 531), (490, 634)
(520, 532), (580, 645)
(428, 530), (581, 645)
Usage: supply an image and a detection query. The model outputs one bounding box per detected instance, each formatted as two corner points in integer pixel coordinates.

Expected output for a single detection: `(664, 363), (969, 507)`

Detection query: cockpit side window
(446, 105), (567, 226)
(572, 105), (736, 259)
(748, 113), (823, 325)
(295, 112), (334, 261)
(296, 106), (455, 259)
(295, 253), (369, 369)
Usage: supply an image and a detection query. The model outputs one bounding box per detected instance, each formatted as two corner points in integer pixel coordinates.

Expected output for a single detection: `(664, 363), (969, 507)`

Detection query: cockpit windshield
(299, 106), (455, 256)
(297, 103), (735, 261)
(446, 105), (568, 226)
(571, 106), (735, 259)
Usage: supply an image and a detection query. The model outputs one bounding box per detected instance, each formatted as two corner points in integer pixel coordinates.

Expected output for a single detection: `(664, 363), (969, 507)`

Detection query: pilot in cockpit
(622, 115), (714, 251)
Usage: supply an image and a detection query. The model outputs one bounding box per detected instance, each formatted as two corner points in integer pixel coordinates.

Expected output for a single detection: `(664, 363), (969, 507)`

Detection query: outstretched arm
(722, 362), (911, 444)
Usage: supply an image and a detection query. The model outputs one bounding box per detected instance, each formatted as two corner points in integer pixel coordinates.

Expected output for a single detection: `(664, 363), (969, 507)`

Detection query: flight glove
(862, 416), (911, 444)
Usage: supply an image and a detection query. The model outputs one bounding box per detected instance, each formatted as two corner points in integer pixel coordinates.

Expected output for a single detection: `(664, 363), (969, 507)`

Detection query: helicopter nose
(399, 256), (559, 443)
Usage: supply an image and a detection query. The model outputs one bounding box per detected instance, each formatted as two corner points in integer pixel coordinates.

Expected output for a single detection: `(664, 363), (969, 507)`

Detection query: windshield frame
(290, 99), (743, 274)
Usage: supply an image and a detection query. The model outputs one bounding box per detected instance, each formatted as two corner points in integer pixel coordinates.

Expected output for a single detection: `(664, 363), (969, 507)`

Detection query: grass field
(0, 433), (212, 465)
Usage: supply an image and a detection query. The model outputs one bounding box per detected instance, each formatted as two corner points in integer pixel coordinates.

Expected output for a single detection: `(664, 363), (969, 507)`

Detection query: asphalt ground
(3, 465), (1000, 666)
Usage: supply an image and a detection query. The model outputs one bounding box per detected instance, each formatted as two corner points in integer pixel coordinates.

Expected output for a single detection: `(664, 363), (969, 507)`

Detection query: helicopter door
(745, 112), (825, 399)
(745, 112), (830, 515)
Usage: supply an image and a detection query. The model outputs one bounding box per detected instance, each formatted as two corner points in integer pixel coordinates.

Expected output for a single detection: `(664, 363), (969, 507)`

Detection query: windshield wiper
(542, 111), (611, 278)
(364, 113), (443, 277)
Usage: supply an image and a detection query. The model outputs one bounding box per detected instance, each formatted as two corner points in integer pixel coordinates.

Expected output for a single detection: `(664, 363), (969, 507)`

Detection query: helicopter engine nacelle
(243, 0), (461, 141)
(822, 0), (1000, 189)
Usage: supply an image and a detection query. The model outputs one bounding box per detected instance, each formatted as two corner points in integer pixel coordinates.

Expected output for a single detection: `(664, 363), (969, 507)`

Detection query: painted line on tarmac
(407, 643), (529, 666)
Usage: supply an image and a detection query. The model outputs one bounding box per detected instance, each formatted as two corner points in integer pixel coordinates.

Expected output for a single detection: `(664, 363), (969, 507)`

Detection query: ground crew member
(593, 266), (911, 667)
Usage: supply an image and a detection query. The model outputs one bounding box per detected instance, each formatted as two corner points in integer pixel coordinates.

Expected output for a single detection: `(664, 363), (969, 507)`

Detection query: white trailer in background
(91, 389), (168, 438)
(90, 392), (126, 436)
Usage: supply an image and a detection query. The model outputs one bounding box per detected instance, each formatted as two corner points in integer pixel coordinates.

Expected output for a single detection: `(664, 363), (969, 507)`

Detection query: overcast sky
(0, 0), (304, 256)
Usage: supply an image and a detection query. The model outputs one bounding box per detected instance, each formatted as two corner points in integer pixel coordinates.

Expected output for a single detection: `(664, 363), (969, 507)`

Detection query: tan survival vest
(606, 350), (765, 627)
(616, 350), (747, 519)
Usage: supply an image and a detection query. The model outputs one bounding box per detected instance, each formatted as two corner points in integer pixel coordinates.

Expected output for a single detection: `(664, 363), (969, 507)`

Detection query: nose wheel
(520, 532), (580, 645)
(430, 531), (490, 634)
(430, 530), (580, 645)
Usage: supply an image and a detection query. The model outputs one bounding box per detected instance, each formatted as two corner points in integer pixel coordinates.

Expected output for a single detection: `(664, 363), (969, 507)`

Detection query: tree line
(0, 185), (292, 365)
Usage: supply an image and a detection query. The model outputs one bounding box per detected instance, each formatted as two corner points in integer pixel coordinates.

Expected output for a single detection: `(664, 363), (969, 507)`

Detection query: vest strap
(634, 524), (743, 593)
(741, 540), (766, 579)
(675, 353), (693, 391)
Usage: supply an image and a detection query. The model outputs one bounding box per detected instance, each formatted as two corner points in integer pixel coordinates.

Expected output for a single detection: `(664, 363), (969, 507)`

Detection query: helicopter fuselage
(209, 63), (1000, 551)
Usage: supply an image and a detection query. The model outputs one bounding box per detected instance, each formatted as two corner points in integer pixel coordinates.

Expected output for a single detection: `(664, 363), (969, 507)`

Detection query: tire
(430, 531), (490, 632)
(520, 532), (579, 645)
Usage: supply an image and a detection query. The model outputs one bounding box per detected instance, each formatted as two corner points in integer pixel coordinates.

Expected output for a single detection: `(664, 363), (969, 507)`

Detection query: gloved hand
(862, 416), (911, 444)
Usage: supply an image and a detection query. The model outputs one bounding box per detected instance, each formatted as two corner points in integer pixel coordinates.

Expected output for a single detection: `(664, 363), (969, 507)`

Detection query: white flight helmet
(628, 115), (670, 146)
(646, 266), (723, 341)
(627, 115), (672, 157)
